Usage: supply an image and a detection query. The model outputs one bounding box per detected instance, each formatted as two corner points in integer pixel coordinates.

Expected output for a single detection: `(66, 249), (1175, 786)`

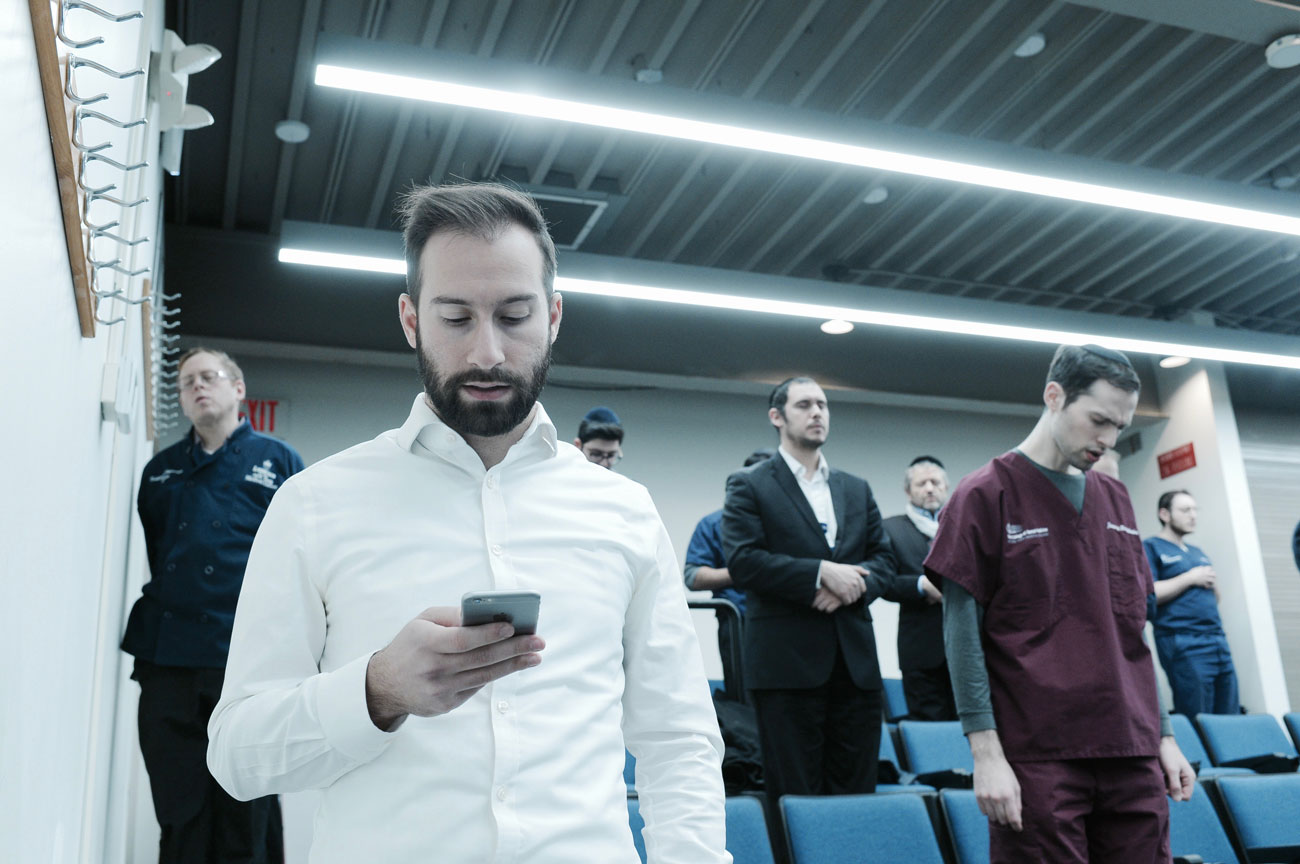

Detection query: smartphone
(460, 590), (541, 635)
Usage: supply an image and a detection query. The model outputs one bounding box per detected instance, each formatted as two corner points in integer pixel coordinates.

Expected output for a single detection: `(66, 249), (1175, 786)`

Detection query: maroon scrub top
(924, 452), (1161, 762)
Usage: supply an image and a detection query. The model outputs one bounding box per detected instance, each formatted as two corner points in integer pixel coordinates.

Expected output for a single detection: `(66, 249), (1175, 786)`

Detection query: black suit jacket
(721, 455), (900, 691)
(881, 515), (946, 672)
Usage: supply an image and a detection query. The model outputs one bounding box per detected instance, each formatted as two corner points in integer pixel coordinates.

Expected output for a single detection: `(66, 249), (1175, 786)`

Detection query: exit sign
(241, 398), (284, 434)
(1157, 443), (1196, 479)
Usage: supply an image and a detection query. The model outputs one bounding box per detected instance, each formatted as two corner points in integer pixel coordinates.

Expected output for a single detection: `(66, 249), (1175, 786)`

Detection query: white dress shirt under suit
(207, 396), (729, 864)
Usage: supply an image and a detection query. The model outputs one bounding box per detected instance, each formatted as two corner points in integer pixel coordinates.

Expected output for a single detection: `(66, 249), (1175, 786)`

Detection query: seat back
(1170, 714), (1211, 766)
(624, 749), (636, 791)
(898, 720), (974, 775)
(781, 793), (944, 864)
(940, 789), (989, 864)
(1196, 713), (1298, 764)
(1168, 786), (1240, 864)
(627, 797), (647, 864)
(882, 677), (909, 722)
(725, 796), (776, 864)
(1217, 774), (1300, 859)
(1284, 712), (1300, 752)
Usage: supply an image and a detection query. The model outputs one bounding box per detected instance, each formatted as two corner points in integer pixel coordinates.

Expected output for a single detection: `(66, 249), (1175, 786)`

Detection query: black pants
(901, 663), (958, 722)
(134, 660), (283, 864)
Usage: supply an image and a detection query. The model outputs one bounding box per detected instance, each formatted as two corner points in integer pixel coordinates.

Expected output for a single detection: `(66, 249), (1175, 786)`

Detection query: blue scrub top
(685, 509), (746, 614)
(1143, 536), (1223, 636)
(122, 421), (304, 667)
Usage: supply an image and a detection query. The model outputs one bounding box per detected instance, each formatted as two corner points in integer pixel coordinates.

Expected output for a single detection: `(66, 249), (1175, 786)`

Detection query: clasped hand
(812, 561), (870, 613)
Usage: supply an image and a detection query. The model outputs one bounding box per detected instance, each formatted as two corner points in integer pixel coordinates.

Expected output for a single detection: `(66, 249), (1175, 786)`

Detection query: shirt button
(497, 700), (509, 713)
(162, 611), (172, 619)
(496, 786), (508, 801)
(178, 522), (188, 530)
(491, 544), (503, 557)
(445, 432), (456, 444)
(166, 563), (175, 572)
(486, 475), (497, 489)
(204, 565), (214, 575)
(211, 520), (221, 528)
(186, 481), (194, 488)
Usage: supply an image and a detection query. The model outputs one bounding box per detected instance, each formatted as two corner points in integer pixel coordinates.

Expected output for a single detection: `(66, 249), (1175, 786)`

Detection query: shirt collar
(189, 419), (250, 454)
(395, 393), (558, 469)
(778, 445), (829, 482)
(908, 503), (941, 522)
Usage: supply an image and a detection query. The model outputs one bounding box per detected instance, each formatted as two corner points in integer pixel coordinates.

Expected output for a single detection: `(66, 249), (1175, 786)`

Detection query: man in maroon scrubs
(925, 344), (1194, 863)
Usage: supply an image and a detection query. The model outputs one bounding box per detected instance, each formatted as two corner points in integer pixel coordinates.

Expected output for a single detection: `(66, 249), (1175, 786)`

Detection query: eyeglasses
(179, 369), (233, 391)
(583, 448), (622, 466)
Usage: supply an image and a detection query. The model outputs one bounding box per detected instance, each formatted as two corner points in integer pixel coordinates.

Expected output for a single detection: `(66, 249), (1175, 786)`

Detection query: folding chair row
(1195, 713), (1300, 774)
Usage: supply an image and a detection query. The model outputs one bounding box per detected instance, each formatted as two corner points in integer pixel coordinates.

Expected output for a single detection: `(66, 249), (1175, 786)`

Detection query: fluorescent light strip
(315, 63), (1300, 239)
(278, 247), (1300, 370)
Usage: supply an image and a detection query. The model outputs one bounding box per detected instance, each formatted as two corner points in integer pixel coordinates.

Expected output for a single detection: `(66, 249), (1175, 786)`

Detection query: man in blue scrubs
(1144, 489), (1240, 716)
(122, 347), (303, 863)
(683, 448), (774, 690)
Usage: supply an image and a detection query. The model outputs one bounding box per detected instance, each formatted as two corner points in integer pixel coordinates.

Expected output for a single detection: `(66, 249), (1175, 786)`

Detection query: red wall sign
(1157, 442), (1196, 479)
(241, 399), (281, 434)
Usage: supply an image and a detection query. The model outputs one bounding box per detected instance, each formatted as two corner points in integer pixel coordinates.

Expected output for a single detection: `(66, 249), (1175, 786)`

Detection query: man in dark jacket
(882, 456), (954, 721)
(722, 376), (901, 810)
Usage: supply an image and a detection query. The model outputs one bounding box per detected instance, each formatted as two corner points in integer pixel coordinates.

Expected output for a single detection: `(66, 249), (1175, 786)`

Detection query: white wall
(3, 4), (164, 864)
(1122, 361), (1289, 715)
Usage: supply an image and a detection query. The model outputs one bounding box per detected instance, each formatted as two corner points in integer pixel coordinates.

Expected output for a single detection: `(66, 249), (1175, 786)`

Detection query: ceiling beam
(221, 0), (260, 231)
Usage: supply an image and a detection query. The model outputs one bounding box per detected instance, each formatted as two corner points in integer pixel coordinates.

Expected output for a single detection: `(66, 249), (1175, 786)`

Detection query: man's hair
(396, 182), (557, 303)
(577, 421), (623, 445)
(904, 456), (948, 489)
(768, 376), (818, 416)
(744, 448), (775, 468)
(1157, 489), (1192, 525)
(1046, 344), (1140, 407)
(177, 347), (244, 383)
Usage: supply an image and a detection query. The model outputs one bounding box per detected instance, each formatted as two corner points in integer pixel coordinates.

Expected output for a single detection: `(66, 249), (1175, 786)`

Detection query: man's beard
(416, 328), (552, 439)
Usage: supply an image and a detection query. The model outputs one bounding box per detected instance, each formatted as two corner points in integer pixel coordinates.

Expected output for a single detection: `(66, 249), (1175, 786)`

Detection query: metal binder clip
(68, 56), (144, 80)
(64, 56), (107, 106)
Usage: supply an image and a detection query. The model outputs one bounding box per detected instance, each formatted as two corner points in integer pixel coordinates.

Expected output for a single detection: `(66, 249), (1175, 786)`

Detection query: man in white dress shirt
(207, 182), (729, 864)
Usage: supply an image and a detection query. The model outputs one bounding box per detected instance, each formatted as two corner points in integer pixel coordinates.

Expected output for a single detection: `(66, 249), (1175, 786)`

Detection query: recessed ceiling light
(1265, 34), (1300, 69)
(1014, 33), (1047, 58)
(862, 186), (889, 205)
(1159, 356), (1192, 368)
(277, 245), (1300, 371)
(1270, 164), (1298, 190)
(820, 319), (854, 335)
(275, 119), (310, 143)
(314, 63), (1300, 239)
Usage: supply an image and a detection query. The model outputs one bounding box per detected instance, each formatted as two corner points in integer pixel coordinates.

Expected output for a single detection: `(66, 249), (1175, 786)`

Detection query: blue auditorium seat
(877, 723), (936, 793)
(940, 789), (989, 864)
(1217, 774), (1300, 862)
(1196, 713), (1300, 773)
(1169, 713), (1253, 779)
(1284, 712), (1300, 752)
(882, 677), (909, 722)
(781, 793), (945, 864)
(624, 749), (636, 791)
(627, 796), (647, 863)
(1168, 784), (1240, 864)
(725, 795), (776, 864)
(898, 720), (974, 788)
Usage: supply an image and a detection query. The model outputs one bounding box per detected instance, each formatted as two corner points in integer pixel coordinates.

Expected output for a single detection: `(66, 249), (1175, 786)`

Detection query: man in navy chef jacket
(122, 347), (303, 863)
(925, 344), (1193, 863)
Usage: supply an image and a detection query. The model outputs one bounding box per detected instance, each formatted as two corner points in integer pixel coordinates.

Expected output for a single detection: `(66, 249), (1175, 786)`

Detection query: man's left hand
(919, 576), (942, 604)
(811, 587), (843, 614)
(1158, 735), (1195, 801)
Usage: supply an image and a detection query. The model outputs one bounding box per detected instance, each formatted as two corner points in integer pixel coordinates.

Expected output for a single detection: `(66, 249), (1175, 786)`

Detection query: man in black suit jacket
(722, 377), (902, 809)
(881, 456), (956, 721)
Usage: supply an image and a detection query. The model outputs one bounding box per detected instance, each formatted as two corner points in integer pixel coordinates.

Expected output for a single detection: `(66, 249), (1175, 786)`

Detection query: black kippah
(909, 455), (945, 469)
(1081, 343), (1134, 370)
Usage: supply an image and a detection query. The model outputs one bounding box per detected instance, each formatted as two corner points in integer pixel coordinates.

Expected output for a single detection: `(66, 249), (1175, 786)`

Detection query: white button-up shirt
(778, 445), (837, 549)
(207, 396), (729, 864)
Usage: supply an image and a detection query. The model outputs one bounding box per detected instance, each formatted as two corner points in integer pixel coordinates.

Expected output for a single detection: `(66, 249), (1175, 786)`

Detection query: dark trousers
(901, 663), (958, 722)
(991, 757), (1170, 864)
(134, 660), (283, 864)
(750, 647), (882, 795)
(1156, 631), (1240, 716)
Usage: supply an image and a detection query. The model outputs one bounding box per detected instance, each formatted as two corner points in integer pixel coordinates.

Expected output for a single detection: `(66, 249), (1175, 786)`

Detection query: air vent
(531, 193), (607, 250)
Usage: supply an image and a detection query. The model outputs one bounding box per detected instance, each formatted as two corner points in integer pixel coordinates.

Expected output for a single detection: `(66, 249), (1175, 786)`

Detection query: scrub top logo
(1006, 523), (1050, 543)
(1106, 521), (1140, 536)
(148, 468), (184, 483)
(1160, 553), (1183, 565)
(244, 460), (280, 490)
